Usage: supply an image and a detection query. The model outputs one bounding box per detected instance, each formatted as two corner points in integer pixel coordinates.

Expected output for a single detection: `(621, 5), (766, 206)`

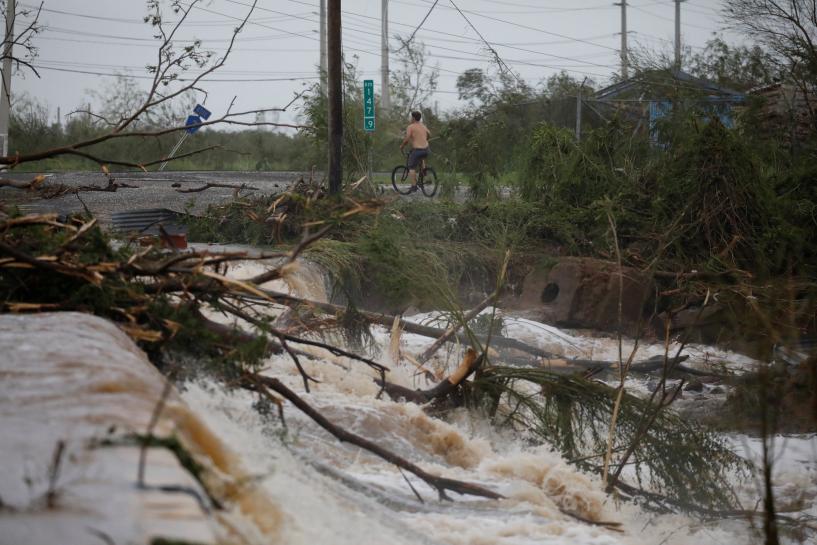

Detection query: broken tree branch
(417, 291), (497, 364)
(246, 288), (559, 361)
(378, 348), (485, 404)
(244, 371), (503, 501)
(175, 182), (260, 194)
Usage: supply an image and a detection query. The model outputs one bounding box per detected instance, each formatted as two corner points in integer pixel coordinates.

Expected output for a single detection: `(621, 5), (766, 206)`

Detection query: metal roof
(595, 69), (744, 101)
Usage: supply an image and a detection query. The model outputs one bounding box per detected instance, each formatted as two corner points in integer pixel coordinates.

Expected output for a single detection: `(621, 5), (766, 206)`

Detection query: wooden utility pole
(615, 0), (628, 80)
(319, 0), (327, 87)
(0, 0), (15, 157)
(381, 0), (390, 109)
(327, 0), (342, 194)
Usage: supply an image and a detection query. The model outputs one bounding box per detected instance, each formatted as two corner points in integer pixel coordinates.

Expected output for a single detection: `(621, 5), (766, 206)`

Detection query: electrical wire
(183, 0), (619, 80)
(629, 3), (721, 31)
(21, 2), (312, 27)
(30, 64), (322, 82)
(413, 0), (620, 51)
(34, 2), (692, 95)
(398, 0), (439, 50)
(394, 0), (618, 15)
(446, 0), (523, 85)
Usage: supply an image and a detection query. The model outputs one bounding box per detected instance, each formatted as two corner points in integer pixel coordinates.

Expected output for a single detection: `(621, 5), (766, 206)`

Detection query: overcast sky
(15, 0), (737, 128)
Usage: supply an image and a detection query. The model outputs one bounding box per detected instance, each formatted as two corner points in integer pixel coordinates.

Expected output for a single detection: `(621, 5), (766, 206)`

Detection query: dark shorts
(408, 148), (429, 169)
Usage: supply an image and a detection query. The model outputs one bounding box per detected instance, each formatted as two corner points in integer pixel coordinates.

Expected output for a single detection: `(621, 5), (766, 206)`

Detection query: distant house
(748, 82), (816, 145)
(592, 69), (746, 138)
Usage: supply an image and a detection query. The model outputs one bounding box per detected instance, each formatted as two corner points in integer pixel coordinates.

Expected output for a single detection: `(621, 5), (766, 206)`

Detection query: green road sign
(363, 79), (375, 132)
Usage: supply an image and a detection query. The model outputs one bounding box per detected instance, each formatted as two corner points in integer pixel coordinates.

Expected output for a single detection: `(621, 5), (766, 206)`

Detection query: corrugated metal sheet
(110, 208), (186, 235)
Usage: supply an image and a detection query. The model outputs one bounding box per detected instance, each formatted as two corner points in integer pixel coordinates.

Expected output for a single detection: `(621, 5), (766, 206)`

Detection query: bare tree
(724, 0), (817, 122)
(1, 0), (43, 79)
(0, 0), (307, 174)
(390, 38), (439, 116)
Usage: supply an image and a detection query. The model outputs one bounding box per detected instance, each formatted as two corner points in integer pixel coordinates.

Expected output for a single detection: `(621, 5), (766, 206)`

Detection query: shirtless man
(399, 110), (430, 192)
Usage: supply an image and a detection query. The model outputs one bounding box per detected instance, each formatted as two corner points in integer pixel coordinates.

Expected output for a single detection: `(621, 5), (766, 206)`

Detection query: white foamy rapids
(185, 361), (816, 545)
(176, 316), (812, 545)
(180, 262), (814, 545)
(401, 308), (759, 372)
(190, 242), (331, 303)
(183, 382), (630, 545)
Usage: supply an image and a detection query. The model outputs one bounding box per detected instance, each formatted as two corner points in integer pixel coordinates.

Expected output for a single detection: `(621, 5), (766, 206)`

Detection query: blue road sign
(185, 115), (202, 134)
(363, 79), (375, 132)
(193, 104), (212, 120)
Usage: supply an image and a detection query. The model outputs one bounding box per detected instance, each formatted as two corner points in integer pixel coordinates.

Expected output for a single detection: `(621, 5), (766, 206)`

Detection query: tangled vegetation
(470, 366), (748, 512)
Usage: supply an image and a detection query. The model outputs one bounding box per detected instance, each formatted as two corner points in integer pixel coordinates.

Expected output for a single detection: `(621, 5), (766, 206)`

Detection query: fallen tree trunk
(536, 354), (691, 373)
(254, 288), (559, 360)
(378, 348), (484, 404)
(193, 309), (281, 353)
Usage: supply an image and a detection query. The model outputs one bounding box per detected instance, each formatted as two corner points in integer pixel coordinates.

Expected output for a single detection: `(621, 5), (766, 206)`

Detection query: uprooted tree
(0, 0), (306, 195)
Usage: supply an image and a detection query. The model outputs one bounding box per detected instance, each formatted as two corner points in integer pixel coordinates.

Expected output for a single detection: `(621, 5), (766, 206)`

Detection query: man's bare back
(405, 121), (430, 149)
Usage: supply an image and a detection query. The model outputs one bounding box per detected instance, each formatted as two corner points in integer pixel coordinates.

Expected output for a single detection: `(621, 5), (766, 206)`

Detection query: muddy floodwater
(1, 256), (815, 545)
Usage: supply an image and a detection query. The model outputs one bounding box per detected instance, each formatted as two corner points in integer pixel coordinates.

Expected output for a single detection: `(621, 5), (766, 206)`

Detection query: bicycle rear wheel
(391, 165), (413, 195)
(420, 167), (438, 197)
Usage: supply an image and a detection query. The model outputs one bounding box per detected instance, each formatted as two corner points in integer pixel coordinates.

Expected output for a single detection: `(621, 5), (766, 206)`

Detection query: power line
(284, 0), (619, 52)
(33, 2), (619, 93)
(176, 0), (478, 79)
(394, 0), (617, 14)
(685, 1), (723, 17)
(630, 3), (718, 31)
(446, 0), (523, 84)
(399, 0), (439, 50)
(457, 0), (616, 10)
(31, 64), (321, 83)
(35, 36), (608, 73)
(188, 0), (618, 80)
(43, 24), (318, 44)
(413, 0), (620, 52)
(334, 2), (618, 71)
(207, 0), (621, 76)
(23, 2), (312, 27)
(34, 58), (322, 76)
(34, 35), (324, 53)
(340, 19), (616, 70)
(632, 31), (707, 51)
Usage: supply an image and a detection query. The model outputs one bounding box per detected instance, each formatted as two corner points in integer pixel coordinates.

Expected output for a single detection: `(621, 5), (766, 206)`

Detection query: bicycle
(391, 152), (438, 197)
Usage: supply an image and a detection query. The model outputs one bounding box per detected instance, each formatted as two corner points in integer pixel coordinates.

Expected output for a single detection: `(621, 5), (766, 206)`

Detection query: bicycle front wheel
(420, 167), (438, 197)
(391, 165), (413, 195)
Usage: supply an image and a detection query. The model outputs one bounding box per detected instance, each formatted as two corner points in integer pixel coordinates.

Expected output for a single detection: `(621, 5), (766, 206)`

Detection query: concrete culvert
(541, 282), (559, 303)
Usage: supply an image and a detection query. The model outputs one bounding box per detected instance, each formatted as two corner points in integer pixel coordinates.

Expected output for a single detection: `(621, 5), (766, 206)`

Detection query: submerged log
(254, 288), (559, 360)
(378, 348), (485, 404)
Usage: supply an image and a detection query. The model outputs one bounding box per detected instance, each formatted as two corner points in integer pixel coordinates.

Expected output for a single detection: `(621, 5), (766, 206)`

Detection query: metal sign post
(363, 80), (375, 184)
(158, 104), (212, 171)
(363, 80), (375, 132)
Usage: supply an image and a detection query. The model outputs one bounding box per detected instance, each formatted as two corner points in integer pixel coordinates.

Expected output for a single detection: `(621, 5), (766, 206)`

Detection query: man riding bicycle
(399, 110), (430, 193)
